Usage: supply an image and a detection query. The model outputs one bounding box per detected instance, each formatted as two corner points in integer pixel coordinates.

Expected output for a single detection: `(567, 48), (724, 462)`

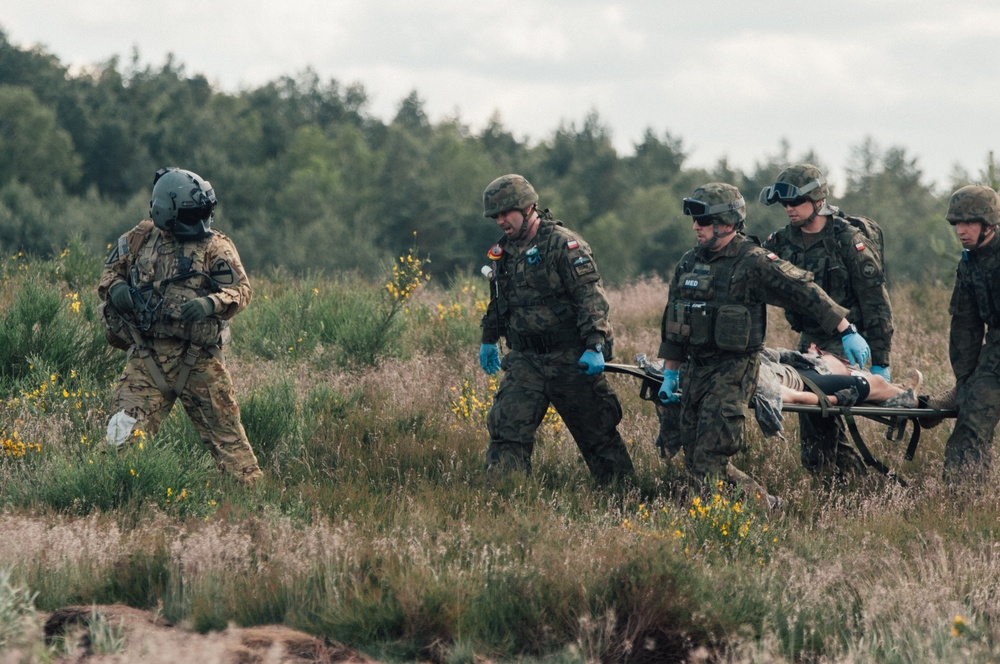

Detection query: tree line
(0, 28), (996, 286)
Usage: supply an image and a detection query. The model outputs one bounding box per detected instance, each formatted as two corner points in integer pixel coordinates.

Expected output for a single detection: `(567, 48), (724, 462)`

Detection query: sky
(3, 1), (998, 193)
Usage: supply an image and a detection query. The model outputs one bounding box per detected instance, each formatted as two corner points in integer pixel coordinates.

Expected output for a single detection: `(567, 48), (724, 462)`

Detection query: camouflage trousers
(796, 334), (867, 477)
(678, 353), (768, 498)
(486, 348), (634, 484)
(943, 364), (1000, 485)
(109, 337), (261, 480)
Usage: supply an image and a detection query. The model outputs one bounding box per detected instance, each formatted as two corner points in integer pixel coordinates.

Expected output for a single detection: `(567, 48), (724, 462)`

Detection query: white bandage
(106, 411), (137, 449)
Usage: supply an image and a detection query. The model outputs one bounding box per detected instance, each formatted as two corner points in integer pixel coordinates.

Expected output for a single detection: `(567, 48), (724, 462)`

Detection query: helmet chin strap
(510, 205), (537, 244)
(973, 224), (996, 249)
(790, 201), (822, 227)
(700, 222), (737, 248)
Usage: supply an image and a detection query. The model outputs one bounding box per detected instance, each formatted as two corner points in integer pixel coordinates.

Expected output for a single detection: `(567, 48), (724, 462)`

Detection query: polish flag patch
(566, 240), (579, 249)
(766, 252), (779, 260)
(854, 242), (866, 251)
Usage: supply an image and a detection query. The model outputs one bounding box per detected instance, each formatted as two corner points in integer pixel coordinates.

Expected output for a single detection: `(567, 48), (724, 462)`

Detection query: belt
(507, 328), (581, 354)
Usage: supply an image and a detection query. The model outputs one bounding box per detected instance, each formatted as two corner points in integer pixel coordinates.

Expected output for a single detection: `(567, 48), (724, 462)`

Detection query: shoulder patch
(487, 244), (503, 261)
(566, 239), (579, 250)
(766, 252), (779, 261)
(854, 242), (866, 252)
(862, 261), (877, 278)
(210, 258), (237, 285)
(767, 232), (775, 242)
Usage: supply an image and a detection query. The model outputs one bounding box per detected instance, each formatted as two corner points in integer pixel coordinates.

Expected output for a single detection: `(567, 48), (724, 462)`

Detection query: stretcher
(604, 363), (958, 486)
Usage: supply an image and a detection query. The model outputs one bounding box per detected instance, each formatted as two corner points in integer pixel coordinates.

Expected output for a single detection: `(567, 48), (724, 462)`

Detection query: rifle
(127, 260), (223, 332)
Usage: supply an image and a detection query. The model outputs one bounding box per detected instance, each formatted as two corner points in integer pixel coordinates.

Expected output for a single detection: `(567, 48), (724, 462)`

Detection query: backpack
(834, 208), (886, 272)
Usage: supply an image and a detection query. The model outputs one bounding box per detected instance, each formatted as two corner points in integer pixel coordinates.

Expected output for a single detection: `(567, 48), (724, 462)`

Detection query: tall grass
(0, 247), (997, 662)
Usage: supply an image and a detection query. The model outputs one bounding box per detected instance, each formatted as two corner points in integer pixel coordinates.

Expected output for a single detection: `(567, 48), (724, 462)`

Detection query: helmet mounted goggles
(758, 178), (826, 206)
(683, 196), (745, 225)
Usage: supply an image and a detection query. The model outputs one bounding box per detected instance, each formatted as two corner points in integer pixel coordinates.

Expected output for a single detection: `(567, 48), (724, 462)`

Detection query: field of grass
(0, 244), (997, 663)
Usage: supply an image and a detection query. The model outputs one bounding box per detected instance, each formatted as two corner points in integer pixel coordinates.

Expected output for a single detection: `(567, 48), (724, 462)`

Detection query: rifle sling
(126, 326), (201, 400)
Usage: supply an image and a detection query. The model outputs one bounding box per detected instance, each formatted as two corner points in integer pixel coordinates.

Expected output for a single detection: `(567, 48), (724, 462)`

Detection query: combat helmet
(483, 174), (538, 218)
(759, 163), (829, 206)
(946, 184), (1000, 227)
(149, 167), (217, 241)
(683, 182), (746, 229)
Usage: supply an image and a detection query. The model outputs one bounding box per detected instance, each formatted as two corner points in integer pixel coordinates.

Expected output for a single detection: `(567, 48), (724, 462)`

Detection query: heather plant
(1, 250), (999, 661)
(237, 243), (429, 368)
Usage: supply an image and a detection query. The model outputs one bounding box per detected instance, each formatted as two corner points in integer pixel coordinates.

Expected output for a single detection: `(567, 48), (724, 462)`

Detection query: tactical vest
(122, 226), (229, 347)
(775, 218), (863, 331)
(664, 240), (767, 352)
(493, 220), (585, 353)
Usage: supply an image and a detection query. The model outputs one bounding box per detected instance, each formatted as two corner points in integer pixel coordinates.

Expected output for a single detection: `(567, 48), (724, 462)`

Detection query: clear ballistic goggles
(682, 196), (745, 225)
(758, 179), (825, 205)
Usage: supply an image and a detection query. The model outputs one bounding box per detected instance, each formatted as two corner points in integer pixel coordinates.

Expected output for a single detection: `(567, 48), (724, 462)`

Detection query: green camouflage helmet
(483, 174), (538, 218)
(149, 167), (217, 241)
(759, 163), (829, 205)
(946, 184), (1000, 227)
(683, 182), (746, 227)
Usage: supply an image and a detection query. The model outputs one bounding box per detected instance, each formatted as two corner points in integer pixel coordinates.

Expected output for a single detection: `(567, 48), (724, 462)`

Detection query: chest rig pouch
(666, 249), (765, 352)
(131, 231), (228, 346)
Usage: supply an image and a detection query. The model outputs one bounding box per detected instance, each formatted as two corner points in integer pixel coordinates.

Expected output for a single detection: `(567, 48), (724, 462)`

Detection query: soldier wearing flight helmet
(99, 167), (262, 484)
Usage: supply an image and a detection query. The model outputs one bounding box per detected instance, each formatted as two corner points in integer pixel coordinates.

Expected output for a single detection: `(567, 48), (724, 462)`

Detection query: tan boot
(919, 386), (957, 429)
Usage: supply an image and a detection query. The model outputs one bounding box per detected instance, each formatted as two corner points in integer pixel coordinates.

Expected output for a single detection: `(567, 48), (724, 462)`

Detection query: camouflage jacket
(480, 218), (612, 353)
(763, 211), (893, 366)
(99, 222), (252, 336)
(948, 238), (1000, 388)
(659, 234), (848, 363)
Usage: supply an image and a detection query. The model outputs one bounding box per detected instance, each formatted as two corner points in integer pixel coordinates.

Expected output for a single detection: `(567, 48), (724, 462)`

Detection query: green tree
(0, 86), (81, 192)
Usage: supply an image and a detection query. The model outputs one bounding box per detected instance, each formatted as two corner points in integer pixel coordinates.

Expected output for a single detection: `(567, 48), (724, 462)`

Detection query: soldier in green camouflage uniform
(99, 167), (262, 483)
(658, 183), (868, 506)
(477, 174), (634, 484)
(760, 164), (893, 477)
(941, 185), (1000, 484)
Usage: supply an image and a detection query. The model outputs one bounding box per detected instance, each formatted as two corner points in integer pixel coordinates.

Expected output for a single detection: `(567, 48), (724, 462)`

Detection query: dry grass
(1, 271), (998, 662)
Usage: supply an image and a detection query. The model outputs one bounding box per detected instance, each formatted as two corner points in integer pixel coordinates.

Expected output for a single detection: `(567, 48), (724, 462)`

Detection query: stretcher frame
(604, 363), (957, 486)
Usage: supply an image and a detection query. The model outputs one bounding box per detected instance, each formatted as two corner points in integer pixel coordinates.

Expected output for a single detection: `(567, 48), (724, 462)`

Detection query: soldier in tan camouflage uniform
(940, 184), (1000, 485)
(98, 167), (262, 483)
(658, 183), (870, 508)
(478, 174), (634, 484)
(760, 163), (893, 479)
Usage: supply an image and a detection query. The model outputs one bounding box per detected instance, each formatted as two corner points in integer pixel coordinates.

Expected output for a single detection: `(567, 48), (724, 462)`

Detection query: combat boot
(918, 386), (957, 429)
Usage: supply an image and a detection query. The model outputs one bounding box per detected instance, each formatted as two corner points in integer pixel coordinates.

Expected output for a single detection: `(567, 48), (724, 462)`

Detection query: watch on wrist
(840, 323), (858, 338)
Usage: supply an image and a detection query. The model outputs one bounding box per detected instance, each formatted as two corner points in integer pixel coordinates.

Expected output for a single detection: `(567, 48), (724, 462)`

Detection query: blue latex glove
(870, 365), (890, 381)
(658, 369), (680, 404)
(479, 343), (501, 375)
(579, 349), (605, 375)
(841, 331), (871, 368)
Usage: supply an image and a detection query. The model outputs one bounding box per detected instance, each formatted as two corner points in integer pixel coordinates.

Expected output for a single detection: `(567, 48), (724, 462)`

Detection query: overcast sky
(3, 1), (998, 192)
